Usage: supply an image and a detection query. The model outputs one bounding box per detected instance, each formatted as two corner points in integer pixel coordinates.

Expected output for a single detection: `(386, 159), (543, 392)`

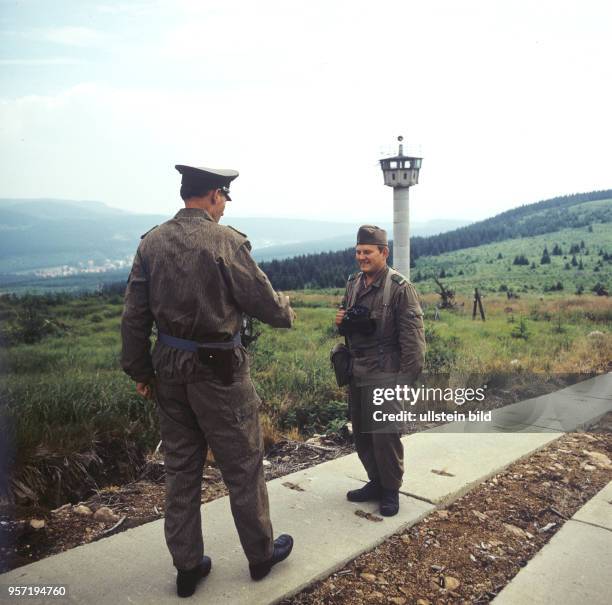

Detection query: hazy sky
(1, 0), (610, 223)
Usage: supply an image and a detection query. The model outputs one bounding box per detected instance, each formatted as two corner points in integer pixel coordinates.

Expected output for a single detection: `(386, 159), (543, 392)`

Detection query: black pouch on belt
(330, 342), (351, 387)
(197, 347), (234, 386)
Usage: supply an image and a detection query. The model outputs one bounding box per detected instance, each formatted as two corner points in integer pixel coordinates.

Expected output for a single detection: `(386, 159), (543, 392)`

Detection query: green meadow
(0, 286), (610, 506)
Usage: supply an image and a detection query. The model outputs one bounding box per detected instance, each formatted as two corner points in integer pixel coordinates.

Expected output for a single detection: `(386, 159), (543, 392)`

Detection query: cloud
(38, 26), (109, 47)
(0, 58), (86, 65)
(96, 2), (163, 17)
(0, 83), (255, 214)
(0, 1), (611, 221)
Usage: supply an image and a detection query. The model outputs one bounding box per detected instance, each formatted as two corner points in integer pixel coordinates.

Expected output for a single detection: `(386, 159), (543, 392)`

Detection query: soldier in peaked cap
(121, 164), (295, 598)
(335, 225), (425, 516)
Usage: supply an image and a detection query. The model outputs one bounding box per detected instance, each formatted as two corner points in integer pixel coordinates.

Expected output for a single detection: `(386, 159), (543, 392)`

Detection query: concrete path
(493, 481), (612, 605)
(1, 373), (610, 604)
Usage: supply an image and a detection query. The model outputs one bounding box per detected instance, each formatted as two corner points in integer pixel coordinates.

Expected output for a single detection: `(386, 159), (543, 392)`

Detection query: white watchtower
(379, 136), (423, 279)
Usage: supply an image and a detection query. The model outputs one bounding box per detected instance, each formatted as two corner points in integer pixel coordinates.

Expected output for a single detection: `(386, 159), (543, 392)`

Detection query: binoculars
(338, 304), (376, 336)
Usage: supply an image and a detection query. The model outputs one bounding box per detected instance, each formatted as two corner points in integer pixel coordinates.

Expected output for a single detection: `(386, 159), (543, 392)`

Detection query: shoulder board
(227, 226), (248, 238)
(140, 225), (158, 239)
(391, 272), (407, 285)
(347, 272), (359, 282)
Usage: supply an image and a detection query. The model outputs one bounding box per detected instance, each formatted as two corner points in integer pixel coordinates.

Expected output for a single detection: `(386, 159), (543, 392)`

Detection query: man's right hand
(335, 308), (346, 326)
(282, 294), (297, 323)
(136, 381), (156, 400)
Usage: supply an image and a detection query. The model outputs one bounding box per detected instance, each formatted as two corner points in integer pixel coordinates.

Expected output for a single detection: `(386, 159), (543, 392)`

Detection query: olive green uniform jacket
(120, 207), (293, 569)
(121, 207), (293, 384)
(341, 265), (425, 490)
(342, 265), (425, 386)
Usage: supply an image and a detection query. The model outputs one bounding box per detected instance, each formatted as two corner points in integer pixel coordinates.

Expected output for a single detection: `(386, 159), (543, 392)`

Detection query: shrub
(511, 317), (529, 340)
(0, 302), (57, 345)
(592, 282), (609, 296)
(281, 399), (347, 435)
(424, 325), (459, 373)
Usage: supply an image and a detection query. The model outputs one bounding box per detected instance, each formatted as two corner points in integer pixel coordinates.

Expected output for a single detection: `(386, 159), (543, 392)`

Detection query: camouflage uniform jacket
(341, 265), (425, 385)
(121, 207), (293, 384)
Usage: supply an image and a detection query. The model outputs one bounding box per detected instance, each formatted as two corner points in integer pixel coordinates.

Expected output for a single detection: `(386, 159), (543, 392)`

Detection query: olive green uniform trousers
(156, 378), (273, 570)
(349, 382), (404, 490)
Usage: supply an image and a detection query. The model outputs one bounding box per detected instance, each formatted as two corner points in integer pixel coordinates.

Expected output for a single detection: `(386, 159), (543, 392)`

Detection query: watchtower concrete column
(379, 136), (423, 279)
(393, 186), (410, 279)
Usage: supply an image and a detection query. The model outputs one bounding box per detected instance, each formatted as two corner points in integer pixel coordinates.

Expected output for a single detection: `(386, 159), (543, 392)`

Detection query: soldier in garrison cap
(335, 225), (425, 516)
(121, 164), (295, 598)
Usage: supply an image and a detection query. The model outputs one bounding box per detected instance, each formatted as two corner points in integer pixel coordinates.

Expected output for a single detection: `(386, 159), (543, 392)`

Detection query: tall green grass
(0, 291), (610, 506)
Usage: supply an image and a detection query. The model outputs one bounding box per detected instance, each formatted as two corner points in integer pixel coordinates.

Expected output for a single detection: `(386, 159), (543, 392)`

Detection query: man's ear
(210, 188), (221, 205)
(382, 247), (390, 259)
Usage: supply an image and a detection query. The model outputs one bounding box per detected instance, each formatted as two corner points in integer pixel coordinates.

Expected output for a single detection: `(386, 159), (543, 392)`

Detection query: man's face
(355, 244), (388, 275)
(211, 189), (228, 222)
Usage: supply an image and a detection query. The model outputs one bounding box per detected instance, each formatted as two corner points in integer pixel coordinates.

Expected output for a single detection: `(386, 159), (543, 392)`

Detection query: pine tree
(513, 254), (529, 266)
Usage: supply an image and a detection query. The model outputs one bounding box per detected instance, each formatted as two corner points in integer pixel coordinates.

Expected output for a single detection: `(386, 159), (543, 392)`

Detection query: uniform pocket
(228, 377), (261, 425)
(232, 345), (250, 378)
(232, 400), (255, 425)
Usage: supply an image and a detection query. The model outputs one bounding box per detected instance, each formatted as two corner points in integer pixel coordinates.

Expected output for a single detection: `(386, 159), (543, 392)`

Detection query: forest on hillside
(260, 191), (612, 290)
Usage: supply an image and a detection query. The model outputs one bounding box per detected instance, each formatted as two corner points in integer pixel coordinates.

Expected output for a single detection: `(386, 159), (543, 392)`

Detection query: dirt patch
(283, 425), (612, 605)
(0, 435), (351, 573)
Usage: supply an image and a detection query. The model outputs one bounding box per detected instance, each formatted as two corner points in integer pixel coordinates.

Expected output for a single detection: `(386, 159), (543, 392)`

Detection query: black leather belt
(158, 331), (241, 352)
(351, 344), (399, 358)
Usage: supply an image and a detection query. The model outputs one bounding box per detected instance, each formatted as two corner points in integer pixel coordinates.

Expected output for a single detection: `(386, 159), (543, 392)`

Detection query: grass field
(413, 221), (612, 295)
(0, 287), (610, 506)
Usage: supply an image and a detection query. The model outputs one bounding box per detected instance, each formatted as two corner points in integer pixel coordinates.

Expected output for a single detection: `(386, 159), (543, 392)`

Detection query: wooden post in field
(473, 288), (486, 321)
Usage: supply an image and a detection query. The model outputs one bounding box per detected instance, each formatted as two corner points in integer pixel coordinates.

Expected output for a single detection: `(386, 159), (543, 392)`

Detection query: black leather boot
(176, 556), (212, 598)
(346, 480), (382, 502)
(249, 534), (294, 580)
(380, 488), (400, 516)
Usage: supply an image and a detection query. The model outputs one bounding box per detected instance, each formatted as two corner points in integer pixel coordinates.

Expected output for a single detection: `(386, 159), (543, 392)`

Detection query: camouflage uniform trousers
(155, 377), (273, 570)
(349, 381), (404, 491)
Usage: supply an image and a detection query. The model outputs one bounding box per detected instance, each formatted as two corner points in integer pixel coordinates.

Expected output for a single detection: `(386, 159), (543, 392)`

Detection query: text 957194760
(4, 585), (68, 599)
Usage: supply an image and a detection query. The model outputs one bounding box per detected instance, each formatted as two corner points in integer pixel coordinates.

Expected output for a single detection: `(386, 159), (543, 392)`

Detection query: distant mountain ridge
(0, 199), (165, 273)
(0, 198), (127, 219)
(0, 198), (468, 274)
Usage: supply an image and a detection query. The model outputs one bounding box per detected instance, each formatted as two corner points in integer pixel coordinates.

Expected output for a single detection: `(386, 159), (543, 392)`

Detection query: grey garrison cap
(357, 224), (388, 246)
(175, 165), (239, 200)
